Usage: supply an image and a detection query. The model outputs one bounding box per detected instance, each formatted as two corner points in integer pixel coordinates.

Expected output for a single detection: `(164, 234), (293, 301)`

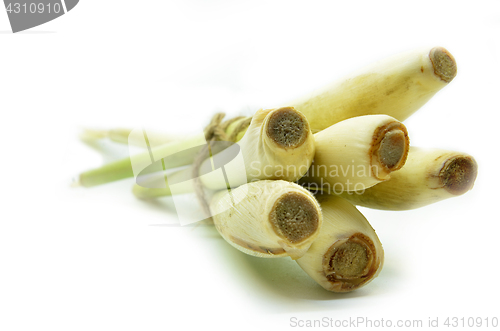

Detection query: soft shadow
(137, 197), (178, 217)
(137, 197), (187, 223)
(194, 225), (370, 302)
(238, 254), (369, 301)
(0, 30), (56, 34)
(144, 199), (221, 234)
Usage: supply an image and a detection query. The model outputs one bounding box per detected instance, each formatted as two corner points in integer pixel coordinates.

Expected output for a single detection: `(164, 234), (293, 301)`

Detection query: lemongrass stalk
(216, 106), (315, 183)
(289, 46), (457, 132)
(80, 127), (177, 147)
(295, 194), (384, 292)
(132, 107), (316, 198)
(78, 135), (206, 187)
(132, 166), (190, 199)
(77, 117), (250, 187)
(210, 180), (322, 259)
(339, 147), (478, 210)
(299, 115), (409, 192)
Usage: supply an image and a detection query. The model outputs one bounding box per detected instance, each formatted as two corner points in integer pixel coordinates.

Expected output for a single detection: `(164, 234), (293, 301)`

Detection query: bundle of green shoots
(77, 46), (477, 293)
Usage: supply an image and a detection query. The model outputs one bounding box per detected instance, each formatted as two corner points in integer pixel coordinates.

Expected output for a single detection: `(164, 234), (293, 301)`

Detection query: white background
(1, 1), (499, 330)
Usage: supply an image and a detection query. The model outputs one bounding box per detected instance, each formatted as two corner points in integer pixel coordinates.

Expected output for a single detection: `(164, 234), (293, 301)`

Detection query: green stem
(80, 158), (135, 187)
(133, 181), (172, 199)
(81, 128), (176, 147)
(78, 118), (250, 187)
(78, 134), (206, 187)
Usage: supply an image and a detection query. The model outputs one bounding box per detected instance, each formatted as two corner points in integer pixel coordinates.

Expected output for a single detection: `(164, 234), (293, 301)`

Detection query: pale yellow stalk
(210, 180), (322, 259)
(340, 147), (478, 210)
(299, 115), (409, 192)
(289, 46), (457, 132)
(295, 194), (384, 292)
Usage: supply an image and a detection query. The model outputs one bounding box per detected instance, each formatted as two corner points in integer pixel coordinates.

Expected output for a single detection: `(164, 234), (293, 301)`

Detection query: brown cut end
(329, 241), (370, 279)
(441, 156), (478, 195)
(378, 129), (408, 169)
(269, 192), (320, 244)
(429, 47), (457, 83)
(266, 107), (309, 149)
(322, 233), (379, 292)
(371, 121), (410, 179)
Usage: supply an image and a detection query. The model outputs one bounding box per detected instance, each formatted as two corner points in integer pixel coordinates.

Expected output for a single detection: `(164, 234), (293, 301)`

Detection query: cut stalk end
(430, 47), (457, 83)
(371, 121), (409, 179)
(378, 129), (408, 169)
(266, 107), (309, 149)
(322, 233), (378, 291)
(441, 155), (478, 195)
(269, 192), (320, 244)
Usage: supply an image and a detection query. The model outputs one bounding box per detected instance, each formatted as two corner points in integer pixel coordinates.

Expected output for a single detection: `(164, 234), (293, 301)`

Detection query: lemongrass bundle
(289, 46), (457, 132)
(296, 194), (384, 292)
(340, 147), (478, 210)
(299, 114), (409, 192)
(73, 43), (478, 296)
(210, 180), (322, 259)
(133, 107), (315, 198)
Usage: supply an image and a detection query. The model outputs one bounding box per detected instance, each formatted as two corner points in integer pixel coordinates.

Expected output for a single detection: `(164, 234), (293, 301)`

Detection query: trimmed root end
(429, 47), (457, 83)
(378, 129), (408, 169)
(371, 121), (409, 179)
(269, 192), (320, 244)
(322, 233), (379, 292)
(266, 107), (309, 149)
(441, 156), (478, 195)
